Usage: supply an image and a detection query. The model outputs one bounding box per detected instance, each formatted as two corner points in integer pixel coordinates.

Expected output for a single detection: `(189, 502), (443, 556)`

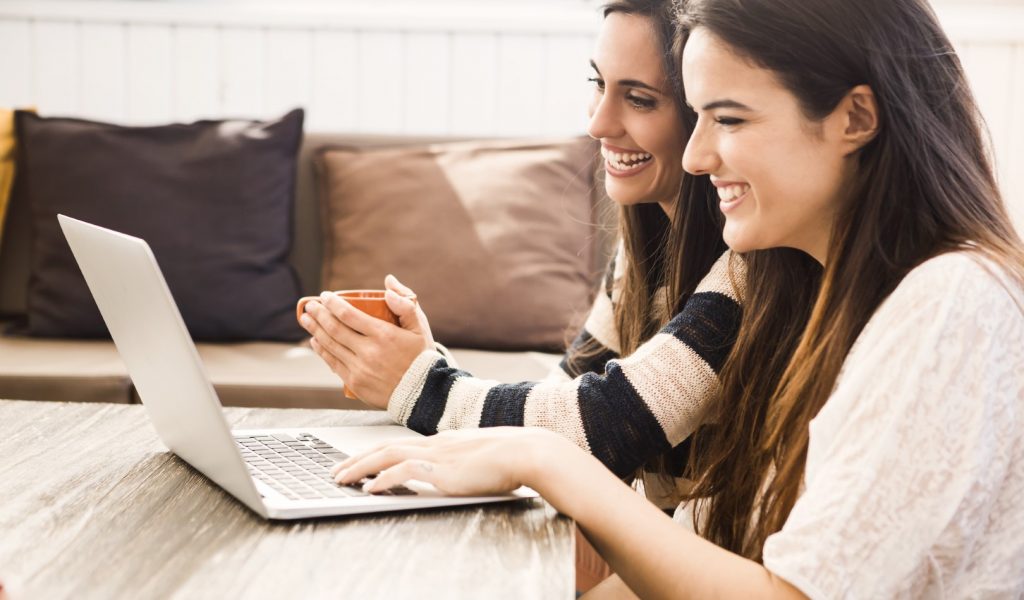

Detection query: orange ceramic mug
(296, 289), (416, 400)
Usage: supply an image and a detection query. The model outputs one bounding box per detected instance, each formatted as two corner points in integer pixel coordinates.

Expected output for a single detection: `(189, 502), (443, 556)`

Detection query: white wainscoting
(0, 1), (1022, 228)
(0, 1), (602, 136)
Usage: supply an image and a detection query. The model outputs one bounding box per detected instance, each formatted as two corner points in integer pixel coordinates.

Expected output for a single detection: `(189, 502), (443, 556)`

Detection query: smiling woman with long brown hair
(323, 0), (1024, 597)
(678, 0), (1024, 570)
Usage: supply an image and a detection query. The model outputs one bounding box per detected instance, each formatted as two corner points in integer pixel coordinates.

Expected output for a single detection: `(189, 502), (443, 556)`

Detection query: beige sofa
(0, 133), (614, 409)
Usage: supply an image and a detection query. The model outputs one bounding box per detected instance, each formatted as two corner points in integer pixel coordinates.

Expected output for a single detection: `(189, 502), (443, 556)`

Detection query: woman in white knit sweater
(327, 0), (1024, 597)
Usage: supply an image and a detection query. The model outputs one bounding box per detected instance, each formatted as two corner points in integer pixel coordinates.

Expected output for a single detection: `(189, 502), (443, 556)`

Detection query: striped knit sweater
(387, 249), (745, 479)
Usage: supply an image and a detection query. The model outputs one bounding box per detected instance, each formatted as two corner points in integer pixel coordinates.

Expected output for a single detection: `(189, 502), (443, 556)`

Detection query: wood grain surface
(0, 400), (573, 599)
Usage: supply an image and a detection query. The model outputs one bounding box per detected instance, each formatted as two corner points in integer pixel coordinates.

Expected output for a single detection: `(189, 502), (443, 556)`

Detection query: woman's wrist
(387, 349), (445, 424)
(518, 430), (601, 514)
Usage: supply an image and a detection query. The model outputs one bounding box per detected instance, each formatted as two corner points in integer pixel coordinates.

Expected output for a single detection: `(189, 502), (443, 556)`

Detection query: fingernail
(336, 467), (349, 482)
(320, 292), (330, 302)
(299, 315), (311, 327)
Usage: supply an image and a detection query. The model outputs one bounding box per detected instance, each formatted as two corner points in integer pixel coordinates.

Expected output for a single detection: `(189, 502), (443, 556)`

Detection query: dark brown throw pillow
(316, 137), (601, 352)
(13, 109), (305, 341)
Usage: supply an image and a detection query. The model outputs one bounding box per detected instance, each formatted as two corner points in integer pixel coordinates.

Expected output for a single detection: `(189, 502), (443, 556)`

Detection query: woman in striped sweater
(301, 0), (746, 494)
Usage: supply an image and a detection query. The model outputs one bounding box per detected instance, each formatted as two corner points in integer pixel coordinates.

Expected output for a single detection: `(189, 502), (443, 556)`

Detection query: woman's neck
(659, 199), (675, 221)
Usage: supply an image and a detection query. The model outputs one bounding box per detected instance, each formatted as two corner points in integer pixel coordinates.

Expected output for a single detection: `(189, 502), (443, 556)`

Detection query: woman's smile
(601, 144), (655, 177)
(713, 179), (751, 213)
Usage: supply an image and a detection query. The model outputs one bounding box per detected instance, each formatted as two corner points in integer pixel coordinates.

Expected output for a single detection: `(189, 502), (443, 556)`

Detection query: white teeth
(601, 147), (653, 171)
(717, 184), (750, 202)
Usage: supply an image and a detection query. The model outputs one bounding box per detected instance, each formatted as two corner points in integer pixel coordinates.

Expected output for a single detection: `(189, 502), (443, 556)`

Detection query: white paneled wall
(0, 1), (1021, 228)
(0, 2), (601, 136)
(959, 40), (1024, 229)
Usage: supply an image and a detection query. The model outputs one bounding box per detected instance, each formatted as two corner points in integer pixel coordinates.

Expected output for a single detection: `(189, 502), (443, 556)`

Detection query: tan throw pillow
(0, 109), (18, 246)
(316, 137), (601, 351)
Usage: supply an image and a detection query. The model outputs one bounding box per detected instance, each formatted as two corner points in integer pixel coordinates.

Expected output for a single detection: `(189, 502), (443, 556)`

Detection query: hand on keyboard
(236, 433), (415, 500)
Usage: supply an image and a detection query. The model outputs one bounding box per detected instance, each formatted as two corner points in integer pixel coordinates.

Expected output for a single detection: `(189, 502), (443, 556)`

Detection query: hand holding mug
(298, 276), (435, 408)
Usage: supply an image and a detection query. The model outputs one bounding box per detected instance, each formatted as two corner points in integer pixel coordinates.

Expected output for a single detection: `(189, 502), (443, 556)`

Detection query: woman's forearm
(524, 438), (805, 600)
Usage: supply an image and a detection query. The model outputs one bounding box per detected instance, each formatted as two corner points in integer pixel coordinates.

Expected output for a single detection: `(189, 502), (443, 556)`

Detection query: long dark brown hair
(566, 0), (726, 374)
(678, 0), (1024, 561)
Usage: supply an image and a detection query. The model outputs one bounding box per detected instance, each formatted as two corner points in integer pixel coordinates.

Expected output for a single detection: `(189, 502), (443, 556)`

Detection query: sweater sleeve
(388, 251), (745, 478)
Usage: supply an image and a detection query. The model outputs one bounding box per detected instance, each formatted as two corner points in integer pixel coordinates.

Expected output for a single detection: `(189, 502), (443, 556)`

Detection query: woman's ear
(841, 84), (879, 152)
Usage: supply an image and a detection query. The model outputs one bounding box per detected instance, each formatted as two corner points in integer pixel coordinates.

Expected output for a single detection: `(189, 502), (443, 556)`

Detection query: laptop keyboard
(235, 432), (416, 501)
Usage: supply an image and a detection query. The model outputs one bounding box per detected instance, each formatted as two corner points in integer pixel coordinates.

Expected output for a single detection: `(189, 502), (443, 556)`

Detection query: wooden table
(0, 400), (573, 599)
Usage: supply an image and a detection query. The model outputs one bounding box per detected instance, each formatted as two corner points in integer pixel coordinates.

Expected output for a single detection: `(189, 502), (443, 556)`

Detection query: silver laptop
(58, 214), (536, 520)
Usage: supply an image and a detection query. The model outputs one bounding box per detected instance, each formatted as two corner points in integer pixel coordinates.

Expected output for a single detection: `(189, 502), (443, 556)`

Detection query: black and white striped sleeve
(387, 251), (745, 478)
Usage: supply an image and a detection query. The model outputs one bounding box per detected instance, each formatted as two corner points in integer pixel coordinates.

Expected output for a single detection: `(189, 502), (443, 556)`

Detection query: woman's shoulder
(887, 250), (1024, 315)
(693, 250), (746, 303)
(906, 249), (1006, 279)
(851, 250), (1024, 370)
(839, 248), (1024, 377)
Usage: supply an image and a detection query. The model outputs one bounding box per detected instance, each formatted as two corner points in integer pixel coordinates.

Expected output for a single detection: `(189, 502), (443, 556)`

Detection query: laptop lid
(58, 214), (268, 517)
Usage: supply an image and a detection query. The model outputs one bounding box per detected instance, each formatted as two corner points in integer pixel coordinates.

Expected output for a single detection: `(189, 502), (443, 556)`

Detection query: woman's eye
(715, 116), (745, 127)
(587, 76), (605, 92)
(627, 94), (656, 110)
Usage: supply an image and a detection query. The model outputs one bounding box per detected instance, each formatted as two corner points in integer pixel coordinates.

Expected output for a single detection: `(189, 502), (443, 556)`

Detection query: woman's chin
(722, 226), (758, 254)
(605, 179), (678, 210)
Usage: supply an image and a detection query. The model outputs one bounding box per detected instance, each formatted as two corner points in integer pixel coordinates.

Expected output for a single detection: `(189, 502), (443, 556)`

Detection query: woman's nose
(682, 124), (718, 176)
(586, 93), (623, 141)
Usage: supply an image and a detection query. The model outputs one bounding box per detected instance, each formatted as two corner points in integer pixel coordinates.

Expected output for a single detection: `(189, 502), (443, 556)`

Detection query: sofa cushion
(446, 347), (563, 383)
(316, 137), (600, 352)
(0, 330), (134, 403)
(12, 109), (306, 341)
(0, 319), (562, 408)
(190, 341), (352, 409)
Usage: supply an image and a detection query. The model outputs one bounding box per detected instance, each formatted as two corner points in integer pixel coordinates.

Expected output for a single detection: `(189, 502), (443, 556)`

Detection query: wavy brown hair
(566, 0), (726, 371)
(561, 0), (735, 485)
(678, 0), (1024, 561)
(608, 0), (725, 356)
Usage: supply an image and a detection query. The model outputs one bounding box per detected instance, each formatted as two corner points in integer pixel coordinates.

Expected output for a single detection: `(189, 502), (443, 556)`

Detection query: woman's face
(587, 12), (687, 211)
(681, 27), (853, 263)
